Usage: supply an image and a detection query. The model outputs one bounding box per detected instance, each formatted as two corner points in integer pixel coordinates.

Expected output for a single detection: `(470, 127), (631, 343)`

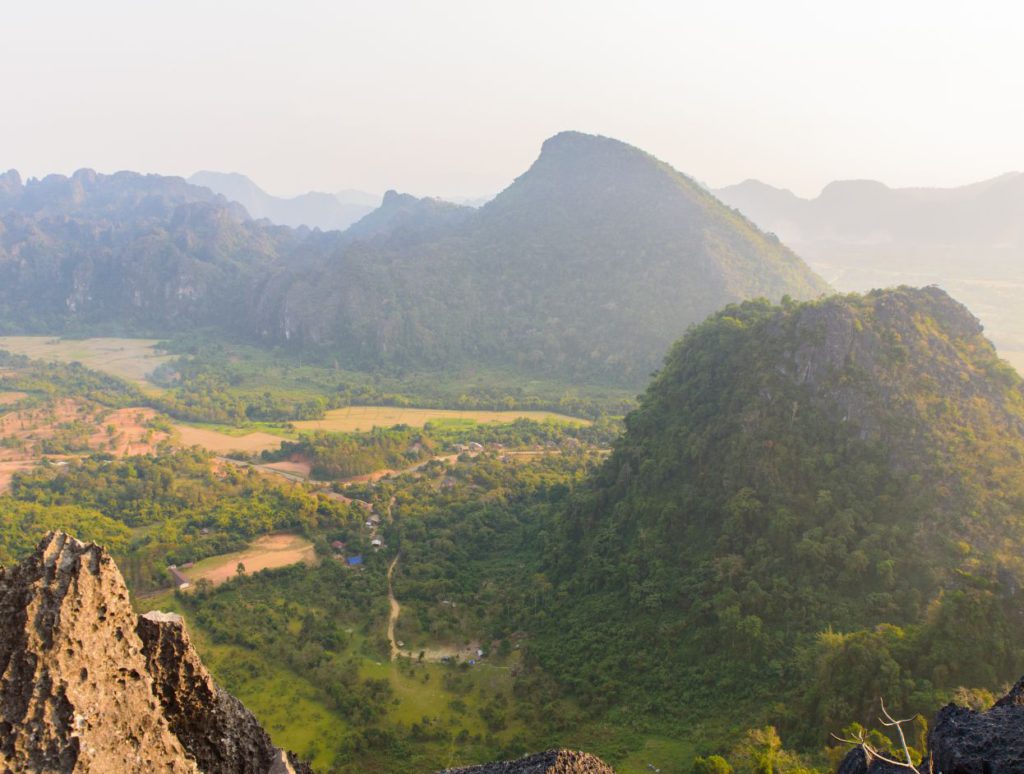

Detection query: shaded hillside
(0, 168), (304, 335)
(0, 133), (828, 382)
(714, 173), (1024, 368)
(189, 171), (378, 231)
(532, 287), (1024, 740)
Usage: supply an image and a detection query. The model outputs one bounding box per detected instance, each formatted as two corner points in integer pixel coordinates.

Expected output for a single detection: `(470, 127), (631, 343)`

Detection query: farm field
(179, 533), (317, 586)
(173, 424), (287, 454)
(0, 336), (172, 388)
(292, 405), (588, 433)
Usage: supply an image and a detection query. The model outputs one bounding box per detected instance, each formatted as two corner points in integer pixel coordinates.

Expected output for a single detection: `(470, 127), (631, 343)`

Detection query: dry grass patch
(0, 336), (172, 387)
(292, 405), (588, 433)
(260, 459), (312, 477)
(181, 533), (317, 586)
(173, 425), (284, 454)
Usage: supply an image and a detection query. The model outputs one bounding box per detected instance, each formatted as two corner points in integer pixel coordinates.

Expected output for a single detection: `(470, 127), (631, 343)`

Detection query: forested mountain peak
(0, 133), (829, 382)
(534, 285), (1024, 739)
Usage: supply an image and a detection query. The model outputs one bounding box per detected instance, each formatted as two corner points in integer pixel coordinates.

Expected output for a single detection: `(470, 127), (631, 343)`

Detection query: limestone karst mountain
(0, 132), (829, 383)
(534, 286), (1024, 736)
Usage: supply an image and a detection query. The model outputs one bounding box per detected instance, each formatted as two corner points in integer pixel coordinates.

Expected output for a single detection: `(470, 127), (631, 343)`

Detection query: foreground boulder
(837, 677), (1024, 773)
(928, 677), (1024, 773)
(0, 531), (311, 773)
(437, 749), (614, 773)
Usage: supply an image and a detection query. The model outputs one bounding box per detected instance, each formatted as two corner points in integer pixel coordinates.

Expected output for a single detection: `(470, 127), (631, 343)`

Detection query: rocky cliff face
(437, 749), (614, 774)
(837, 677), (1024, 773)
(0, 531), (311, 773)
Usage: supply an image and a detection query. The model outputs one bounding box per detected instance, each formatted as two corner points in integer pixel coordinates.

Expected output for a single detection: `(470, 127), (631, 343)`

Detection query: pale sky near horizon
(3, 0), (1022, 199)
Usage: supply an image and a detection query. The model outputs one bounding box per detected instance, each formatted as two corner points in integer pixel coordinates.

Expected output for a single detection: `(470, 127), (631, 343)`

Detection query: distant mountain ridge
(189, 171), (379, 231)
(715, 172), (1024, 247)
(714, 172), (1024, 369)
(0, 131), (829, 382)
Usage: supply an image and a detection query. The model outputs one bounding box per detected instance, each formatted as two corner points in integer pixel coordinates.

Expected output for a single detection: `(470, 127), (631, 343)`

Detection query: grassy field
(173, 423), (288, 454)
(0, 336), (171, 387)
(180, 533), (317, 586)
(293, 406), (589, 433)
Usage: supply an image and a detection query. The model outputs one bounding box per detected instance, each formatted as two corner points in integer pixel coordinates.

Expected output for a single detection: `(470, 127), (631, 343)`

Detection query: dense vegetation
(0, 132), (828, 384)
(4, 450), (365, 590)
(268, 427), (434, 479)
(0, 350), (146, 408)
(531, 287), (1024, 753)
(151, 337), (636, 422)
(261, 417), (618, 480)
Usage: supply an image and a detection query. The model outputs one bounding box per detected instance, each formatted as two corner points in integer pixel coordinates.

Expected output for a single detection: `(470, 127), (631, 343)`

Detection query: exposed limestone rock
(836, 676), (1024, 773)
(0, 531), (311, 773)
(437, 749), (614, 773)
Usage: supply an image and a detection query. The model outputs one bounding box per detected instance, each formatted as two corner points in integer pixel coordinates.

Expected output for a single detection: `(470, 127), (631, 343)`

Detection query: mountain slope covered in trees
(531, 286), (1024, 743)
(0, 133), (828, 382)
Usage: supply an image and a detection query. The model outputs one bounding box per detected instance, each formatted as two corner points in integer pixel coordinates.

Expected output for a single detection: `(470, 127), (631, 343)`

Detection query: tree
(692, 755), (733, 774)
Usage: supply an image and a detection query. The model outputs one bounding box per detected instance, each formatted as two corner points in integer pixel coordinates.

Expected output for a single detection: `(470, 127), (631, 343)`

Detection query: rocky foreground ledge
(437, 749), (614, 773)
(0, 531), (311, 773)
(838, 677), (1024, 773)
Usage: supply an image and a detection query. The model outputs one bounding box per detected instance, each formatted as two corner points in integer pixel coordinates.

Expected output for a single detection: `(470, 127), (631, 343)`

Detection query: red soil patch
(0, 400), (171, 488)
(261, 459), (312, 478)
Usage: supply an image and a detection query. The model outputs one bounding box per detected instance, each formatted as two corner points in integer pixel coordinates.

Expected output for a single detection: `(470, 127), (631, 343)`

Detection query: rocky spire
(0, 531), (311, 774)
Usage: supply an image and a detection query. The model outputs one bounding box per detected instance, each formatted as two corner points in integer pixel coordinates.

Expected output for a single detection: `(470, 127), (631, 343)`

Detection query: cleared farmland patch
(179, 533), (317, 587)
(292, 405), (588, 433)
(0, 336), (173, 388)
(173, 424), (286, 454)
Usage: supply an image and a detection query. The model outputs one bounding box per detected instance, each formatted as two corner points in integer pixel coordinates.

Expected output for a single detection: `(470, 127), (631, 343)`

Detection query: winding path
(387, 554), (401, 661)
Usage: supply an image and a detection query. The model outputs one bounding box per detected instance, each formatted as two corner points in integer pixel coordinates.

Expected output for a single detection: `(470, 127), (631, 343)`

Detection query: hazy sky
(4, 1), (1022, 199)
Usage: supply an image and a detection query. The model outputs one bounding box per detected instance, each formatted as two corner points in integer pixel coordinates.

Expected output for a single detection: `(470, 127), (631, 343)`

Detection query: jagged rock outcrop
(834, 747), (917, 774)
(836, 677), (1024, 773)
(437, 749), (614, 773)
(0, 531), (311, 773)
(927, 676), (1024, 774)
